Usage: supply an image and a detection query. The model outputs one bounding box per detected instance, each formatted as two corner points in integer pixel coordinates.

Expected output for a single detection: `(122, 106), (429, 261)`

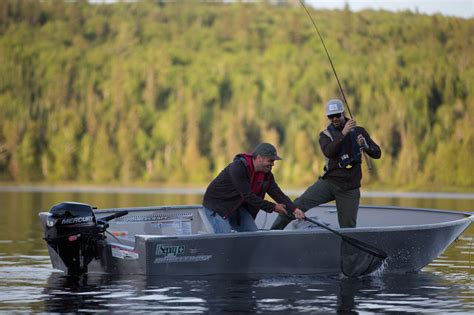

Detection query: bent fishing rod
(299, 0), (372, 170)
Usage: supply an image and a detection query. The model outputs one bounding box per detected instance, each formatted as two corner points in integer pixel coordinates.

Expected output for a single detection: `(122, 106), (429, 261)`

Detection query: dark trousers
(270, 178), (360, 229)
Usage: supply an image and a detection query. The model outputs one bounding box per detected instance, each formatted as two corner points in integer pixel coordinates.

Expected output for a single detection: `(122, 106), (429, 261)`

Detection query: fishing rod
(299, 0), (372, 170)
(299, 0), (353, 118)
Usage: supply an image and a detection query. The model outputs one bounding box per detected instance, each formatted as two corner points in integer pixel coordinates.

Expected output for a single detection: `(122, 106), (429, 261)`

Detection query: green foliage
(0, 0), (472, 189)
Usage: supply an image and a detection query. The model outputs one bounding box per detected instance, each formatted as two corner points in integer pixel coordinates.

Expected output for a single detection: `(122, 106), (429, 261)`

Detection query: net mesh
(340, 241), (385, 277)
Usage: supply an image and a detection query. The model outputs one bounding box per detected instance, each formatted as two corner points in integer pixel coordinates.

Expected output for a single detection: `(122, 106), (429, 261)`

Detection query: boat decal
(156, 244), (185, 256)
(60, 216), (94, 225)
(111, 246), (139, 260)
(154, 255), (212, 264)
(154, 244), (212, 263)
(112, 231), (128, 237)
(117, 213), (193, 223)
(151, 220), (192, 235)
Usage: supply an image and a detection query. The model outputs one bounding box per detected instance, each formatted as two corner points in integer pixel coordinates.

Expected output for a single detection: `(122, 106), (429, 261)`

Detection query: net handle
(304, 217), (387, 259)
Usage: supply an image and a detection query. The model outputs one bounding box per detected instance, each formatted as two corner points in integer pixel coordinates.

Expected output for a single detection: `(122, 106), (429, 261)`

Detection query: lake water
(0, 187), (473, 313)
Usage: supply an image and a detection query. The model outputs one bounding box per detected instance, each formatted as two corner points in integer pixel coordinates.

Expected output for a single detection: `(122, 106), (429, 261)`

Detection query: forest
(0, 0), (472, 190)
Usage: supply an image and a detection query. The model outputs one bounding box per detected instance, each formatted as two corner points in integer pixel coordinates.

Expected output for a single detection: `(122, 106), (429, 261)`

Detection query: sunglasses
(327, 113), (342, 119)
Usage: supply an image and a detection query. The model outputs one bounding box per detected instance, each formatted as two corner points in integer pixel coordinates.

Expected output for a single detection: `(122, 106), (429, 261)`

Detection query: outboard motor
(43, 202), (128, 276)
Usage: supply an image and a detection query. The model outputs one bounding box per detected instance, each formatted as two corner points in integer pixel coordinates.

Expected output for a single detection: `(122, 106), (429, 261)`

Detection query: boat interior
(96, 204), (471, 246)
(100, 205), (213, 246)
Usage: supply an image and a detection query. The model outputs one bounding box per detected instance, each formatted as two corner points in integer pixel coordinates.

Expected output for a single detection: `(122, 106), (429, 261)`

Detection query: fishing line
(469, 236), (473, 280)
(299, 1), (372, 170)
(299, 0), (353, 118)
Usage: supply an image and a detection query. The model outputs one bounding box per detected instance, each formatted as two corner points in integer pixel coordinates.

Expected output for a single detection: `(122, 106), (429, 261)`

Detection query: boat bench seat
(105, 205), (215, 240)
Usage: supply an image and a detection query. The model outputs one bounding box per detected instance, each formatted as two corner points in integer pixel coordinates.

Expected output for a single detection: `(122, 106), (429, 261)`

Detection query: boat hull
(40, 205), (472, 276)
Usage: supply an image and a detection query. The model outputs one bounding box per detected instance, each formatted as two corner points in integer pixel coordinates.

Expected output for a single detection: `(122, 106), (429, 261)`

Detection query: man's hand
(273, 203), (287, 216)
(293, 208), (306, 220)
(342, 119), (356, 136)
(356, 134), (369, 149)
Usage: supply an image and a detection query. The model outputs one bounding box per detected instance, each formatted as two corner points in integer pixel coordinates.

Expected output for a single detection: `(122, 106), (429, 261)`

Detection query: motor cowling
(44, 202), (102, 276)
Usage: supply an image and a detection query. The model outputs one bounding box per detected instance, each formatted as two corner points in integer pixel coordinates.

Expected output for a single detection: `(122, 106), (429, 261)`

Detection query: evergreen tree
(0, 0), (471, 190)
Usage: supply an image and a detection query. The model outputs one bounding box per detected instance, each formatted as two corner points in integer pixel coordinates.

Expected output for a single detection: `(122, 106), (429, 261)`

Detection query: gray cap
(253, 143), (282, 160)
(325, 99), (345, 116)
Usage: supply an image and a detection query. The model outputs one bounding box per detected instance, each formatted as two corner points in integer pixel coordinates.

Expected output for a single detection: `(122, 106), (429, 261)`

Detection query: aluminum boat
(39, 203), (473, 276)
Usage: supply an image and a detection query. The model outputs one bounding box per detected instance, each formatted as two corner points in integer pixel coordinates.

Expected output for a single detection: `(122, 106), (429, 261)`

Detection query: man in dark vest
(271, 99), (381, 230)
(203, 143), (305, 233)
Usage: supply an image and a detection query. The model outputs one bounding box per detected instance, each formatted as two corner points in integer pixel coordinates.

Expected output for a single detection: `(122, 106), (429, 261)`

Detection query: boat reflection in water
(42, 270), (471, 313)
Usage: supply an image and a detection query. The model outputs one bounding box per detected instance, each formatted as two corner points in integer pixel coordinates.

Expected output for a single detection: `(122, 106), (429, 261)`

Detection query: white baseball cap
(325, 99), (345, 116)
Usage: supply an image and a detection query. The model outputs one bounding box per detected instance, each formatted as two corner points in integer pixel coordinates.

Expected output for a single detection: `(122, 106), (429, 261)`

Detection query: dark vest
(322, 125), (361, 177)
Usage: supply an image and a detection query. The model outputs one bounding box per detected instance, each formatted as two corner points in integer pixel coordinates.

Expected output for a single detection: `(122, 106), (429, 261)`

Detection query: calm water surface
(0, 189), (473, 313)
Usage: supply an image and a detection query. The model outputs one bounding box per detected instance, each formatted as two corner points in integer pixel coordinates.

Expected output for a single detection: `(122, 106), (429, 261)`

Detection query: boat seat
(102, 205), (215, 244)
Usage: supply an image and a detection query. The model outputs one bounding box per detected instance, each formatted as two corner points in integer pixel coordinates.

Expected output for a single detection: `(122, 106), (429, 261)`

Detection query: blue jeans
(204, 207), (258, 233)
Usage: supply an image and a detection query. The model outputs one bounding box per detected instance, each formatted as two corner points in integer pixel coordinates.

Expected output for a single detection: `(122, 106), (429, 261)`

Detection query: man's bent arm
(228, 161), (276, 213)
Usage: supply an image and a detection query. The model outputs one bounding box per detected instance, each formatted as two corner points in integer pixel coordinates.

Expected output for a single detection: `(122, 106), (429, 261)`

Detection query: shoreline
(0, 184), (473, 200)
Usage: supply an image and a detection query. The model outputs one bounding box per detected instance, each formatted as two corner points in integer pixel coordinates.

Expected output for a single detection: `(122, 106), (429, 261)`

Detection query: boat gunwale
(92, 204), (472, 217)
(130, 217), (472, 242)
(39, 204), (473, 241)
(92, 204), (473, 234)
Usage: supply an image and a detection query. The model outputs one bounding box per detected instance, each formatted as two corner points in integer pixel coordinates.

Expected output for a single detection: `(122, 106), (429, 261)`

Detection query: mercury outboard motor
(43, 202), (127, 276)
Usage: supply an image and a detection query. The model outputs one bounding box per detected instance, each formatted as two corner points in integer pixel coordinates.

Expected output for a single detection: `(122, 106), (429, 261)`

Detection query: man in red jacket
(203, 143), (305, 233)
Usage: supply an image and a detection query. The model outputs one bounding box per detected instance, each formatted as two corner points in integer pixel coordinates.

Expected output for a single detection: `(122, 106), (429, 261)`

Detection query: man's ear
(253, 155), (261, 166)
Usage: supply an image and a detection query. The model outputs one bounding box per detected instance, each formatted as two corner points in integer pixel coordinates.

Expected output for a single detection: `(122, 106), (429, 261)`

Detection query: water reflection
(44, 274), (112, 313)
(1, 252), (472, 313)
(42, 273), (209, 313)
(0, 190), (473, 313)
(37, 271), (473, 313)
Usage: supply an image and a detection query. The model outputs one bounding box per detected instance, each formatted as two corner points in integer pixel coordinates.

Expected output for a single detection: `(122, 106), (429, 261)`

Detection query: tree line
(0, 0), (472, 189)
